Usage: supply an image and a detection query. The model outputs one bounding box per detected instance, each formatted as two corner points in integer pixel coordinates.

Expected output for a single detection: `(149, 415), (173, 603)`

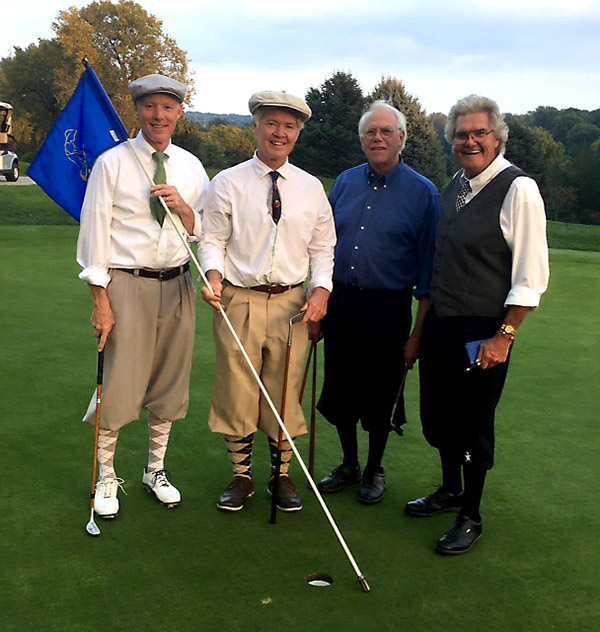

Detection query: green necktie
(150, 151), (167, 226)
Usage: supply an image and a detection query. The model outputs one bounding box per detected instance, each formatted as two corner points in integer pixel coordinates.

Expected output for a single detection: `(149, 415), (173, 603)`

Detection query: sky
(4, 0), (600, 117)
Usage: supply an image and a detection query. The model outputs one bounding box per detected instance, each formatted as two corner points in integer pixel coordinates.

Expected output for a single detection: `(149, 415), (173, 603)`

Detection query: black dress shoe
(357, 469), (386, 505)
(317, 463), (362, 493)
(404, 487), (464, 517)
(436, 515), (482, 555)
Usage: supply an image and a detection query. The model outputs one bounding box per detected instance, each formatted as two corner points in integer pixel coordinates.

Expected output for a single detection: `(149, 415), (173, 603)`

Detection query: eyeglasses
(364, 128), (399, 139)
(453, 129), (494, 143)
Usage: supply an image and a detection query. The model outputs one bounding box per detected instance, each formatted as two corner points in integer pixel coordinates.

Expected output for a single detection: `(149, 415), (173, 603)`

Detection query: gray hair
(358, 100), (407, 150)
(444, 95), (509, 152)
(252, 106), (305, 131)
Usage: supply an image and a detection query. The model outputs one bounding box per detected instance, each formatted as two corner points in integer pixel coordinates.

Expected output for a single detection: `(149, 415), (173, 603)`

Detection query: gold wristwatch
(499, 324), (517, 340)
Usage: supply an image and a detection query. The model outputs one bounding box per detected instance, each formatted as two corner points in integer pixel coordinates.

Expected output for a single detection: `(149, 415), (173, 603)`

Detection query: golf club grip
(96, 349), (104, 385)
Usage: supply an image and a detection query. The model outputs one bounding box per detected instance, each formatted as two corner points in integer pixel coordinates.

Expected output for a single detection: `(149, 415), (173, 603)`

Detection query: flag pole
(126, 139), (370, 593)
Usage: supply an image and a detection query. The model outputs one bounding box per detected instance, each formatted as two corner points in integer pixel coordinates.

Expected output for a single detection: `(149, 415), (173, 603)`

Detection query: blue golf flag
(28, 65), (128, 221)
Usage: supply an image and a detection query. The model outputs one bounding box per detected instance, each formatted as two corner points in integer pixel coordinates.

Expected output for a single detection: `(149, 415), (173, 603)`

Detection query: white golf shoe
(142, 468), (181, 508)
(94, 477), (125, 519)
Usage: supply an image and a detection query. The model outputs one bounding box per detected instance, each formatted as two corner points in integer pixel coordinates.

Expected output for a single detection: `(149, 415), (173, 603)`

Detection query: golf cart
(0, 102), (19, 181)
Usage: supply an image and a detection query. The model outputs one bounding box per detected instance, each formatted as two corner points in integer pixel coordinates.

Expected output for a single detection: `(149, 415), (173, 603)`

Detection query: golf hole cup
(306, 573), (333, 587)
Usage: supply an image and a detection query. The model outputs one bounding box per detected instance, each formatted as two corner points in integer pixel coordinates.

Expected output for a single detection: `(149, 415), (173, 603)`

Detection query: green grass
(0, 228), (598, 631)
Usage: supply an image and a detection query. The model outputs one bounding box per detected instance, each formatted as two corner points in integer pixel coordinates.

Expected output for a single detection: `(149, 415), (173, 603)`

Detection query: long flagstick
(126, 140), (370, 592)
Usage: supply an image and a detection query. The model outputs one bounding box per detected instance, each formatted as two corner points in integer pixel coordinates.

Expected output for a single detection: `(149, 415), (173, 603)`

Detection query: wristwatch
(499, 324), (517, 340)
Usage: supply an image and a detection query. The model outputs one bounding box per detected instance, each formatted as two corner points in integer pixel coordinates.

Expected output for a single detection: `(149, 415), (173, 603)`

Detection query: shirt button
(360, 226), (365, 230)
(350, 266), (355, 270)
(366, 206), (371, 210)
(373, 186), (378, 190)
(354, 246), (359, 250)
(383, 184), (387, 188)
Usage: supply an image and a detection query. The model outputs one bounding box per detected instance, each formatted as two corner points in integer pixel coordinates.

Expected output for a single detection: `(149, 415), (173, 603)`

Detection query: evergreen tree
(369, 76), (446, 189)
(293, 71), (367, 178)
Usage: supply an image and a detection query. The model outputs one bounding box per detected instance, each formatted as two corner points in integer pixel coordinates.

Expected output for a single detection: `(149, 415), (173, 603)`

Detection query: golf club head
(85, 519), (101, 537)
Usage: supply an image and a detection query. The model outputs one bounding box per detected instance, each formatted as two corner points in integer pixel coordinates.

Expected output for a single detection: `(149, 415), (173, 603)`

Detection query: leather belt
(248, 282), (303, 295)
(117, 262), (190, 281)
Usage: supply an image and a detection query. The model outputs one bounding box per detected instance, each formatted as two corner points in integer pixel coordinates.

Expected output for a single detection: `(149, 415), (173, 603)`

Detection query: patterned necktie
(455, 176), (471, 212)
(270, 171), (282, 223)
(151, 152), (167, 226)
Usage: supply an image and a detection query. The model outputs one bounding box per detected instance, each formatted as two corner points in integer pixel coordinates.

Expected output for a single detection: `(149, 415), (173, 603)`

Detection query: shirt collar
(134, 131), (172, 161)
(364, 155), (404, 186)
(463, 153), (511, 194)
(252, 151), (290, 180)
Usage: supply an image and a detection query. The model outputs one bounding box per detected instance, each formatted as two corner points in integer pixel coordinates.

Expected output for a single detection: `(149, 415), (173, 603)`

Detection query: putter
(85, 347), (104, 537)
(270, 312), (303, 525)
(127, 140), (371, 591)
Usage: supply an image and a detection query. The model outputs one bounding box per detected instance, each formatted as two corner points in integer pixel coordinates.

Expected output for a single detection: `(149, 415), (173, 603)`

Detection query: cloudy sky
(5, 0), (600, 116)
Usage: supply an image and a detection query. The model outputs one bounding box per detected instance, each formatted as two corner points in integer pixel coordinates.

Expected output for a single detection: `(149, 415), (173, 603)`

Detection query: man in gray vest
(404, 95), (549, 554)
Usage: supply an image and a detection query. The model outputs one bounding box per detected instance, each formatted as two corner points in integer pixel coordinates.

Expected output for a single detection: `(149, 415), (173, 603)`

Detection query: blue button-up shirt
(330, 159), (440, 297)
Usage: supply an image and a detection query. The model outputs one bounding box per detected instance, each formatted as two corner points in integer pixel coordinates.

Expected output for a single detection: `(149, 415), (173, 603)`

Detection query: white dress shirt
(200, 153), (336, 293)
(77, 132), (209, 288)
(462, 153), (549, 307)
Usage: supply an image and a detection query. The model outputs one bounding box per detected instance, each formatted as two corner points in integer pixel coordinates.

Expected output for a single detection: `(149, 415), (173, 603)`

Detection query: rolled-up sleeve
(76, 156), (114, 288)
(307, 191), (336, 293)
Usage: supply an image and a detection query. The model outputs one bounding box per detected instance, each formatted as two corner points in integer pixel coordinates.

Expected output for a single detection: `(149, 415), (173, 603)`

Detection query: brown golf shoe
(217, 476), (255, 512)
(267, 474), (303, 512)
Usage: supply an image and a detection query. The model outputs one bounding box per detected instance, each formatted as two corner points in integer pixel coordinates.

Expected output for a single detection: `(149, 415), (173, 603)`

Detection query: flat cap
(248, 90), (311, 121)
(129, 74), (187, 103)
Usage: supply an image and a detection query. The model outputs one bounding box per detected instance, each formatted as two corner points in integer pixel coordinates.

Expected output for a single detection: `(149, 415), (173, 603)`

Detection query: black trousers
(317, 284), (412, 432)
(419, 308), (510, 470)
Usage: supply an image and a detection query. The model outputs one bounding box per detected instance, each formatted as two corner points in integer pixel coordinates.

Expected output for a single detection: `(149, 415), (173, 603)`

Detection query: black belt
(248, 282), (303, 295)
(117, 263), (189, 281)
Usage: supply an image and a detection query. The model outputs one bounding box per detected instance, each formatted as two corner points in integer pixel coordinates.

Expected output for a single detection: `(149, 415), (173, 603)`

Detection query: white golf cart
(0, 101), (19, 181)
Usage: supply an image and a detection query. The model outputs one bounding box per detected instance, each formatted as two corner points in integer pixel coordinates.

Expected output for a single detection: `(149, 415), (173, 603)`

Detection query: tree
(0, 39), (70, 157)
(369, 76), (446, 189)
(504, 116), (577, 222)
(52, 0), (192, 132)
(293, 71), (367, 178)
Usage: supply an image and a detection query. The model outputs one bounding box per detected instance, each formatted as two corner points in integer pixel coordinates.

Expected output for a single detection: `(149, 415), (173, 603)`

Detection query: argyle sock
(461, 462), (487, 523)
(336, 424), (359, 468)
(440, 449), (463, 495)
(365, 426), (389, 474)
(97, 427), (119, 480)
(269, 436), (294, 477)
(225, 433), (254, 478)
(147, 417), (173, 473)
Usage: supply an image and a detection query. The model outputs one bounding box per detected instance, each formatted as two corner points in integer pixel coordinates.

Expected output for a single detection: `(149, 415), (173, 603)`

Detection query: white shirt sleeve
(500, 176), (550, 307)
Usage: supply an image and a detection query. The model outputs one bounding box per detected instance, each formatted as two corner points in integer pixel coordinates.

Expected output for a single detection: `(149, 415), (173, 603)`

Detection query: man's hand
(150, 184), (195, 233)
(201, 269), (223, 311)
(301, 287), (330, 324)
(89, 286), (115, 352)
(477, 333), (513, 369)
(403, 334), (420, 369)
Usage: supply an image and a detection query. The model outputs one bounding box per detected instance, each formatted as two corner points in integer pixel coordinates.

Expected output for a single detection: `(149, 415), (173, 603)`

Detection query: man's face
(135, 93), (183, 152)
(453, 111), (500, 178)
(361, 108), (404, 177)
(254, 108), (301, 169)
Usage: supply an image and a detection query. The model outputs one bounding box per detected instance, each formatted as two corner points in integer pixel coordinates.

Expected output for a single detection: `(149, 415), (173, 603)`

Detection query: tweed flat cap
(248, 90), (311, 121)
(129, 74), (187, 103)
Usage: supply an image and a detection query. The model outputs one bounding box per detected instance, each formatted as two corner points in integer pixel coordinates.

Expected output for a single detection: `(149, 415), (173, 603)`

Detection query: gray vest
(431, 166), (525, 318)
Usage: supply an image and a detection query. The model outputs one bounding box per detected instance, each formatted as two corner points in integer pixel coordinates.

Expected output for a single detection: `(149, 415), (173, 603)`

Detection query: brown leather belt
(248, 282), (303, 295)
(117, 262), (190, 281)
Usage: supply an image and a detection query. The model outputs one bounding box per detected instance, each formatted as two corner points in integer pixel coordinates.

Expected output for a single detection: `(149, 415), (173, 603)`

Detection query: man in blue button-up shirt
(316, 101), (440, 505)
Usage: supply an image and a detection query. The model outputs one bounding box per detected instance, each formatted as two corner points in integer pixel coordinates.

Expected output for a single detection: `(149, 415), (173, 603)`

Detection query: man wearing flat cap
(200, 90), (336, 513)
(77, 73), (209, 519)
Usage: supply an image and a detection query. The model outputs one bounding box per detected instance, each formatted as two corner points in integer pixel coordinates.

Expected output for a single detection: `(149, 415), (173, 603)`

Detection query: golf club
(127, 140), (371, 592)
(390, 363), (409, 437)
(269, 312), (303, 525)
(85, 347), (104, 537)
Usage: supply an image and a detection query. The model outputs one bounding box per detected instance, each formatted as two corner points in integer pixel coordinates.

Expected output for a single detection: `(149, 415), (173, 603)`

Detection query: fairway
(1, 227), (598, 632)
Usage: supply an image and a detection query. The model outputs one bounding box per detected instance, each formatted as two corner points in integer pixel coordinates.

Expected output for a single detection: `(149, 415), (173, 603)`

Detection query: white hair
(358, 100), (407, 150)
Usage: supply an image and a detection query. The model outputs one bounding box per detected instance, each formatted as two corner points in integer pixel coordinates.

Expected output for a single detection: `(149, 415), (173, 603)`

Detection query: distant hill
(186, 111), (252, 127)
